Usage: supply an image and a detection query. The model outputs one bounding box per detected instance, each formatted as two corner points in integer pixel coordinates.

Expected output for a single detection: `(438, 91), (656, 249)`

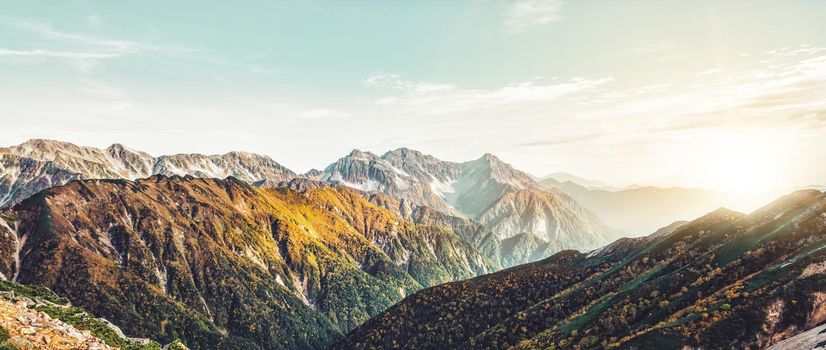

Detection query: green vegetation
(0, 325), (14, 350)
(334, 190), (826, 349)
(0, 280), (68, 304)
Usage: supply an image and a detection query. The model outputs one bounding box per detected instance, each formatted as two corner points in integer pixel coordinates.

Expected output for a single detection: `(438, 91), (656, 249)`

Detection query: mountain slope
(0, 139), (296, 208)
(321, 148), (617, 265)
(0, 175), (495, 349)
(334, 190), (826, 349)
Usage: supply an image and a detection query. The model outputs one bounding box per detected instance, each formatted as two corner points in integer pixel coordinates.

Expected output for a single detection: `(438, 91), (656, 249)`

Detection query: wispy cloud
(503, 0), (563, 34)
(0, 48), (119, 59)
(517, 45), (826, 150)
(298, 108), (352, 120)
(77, 78), (126, 98)
(1, 18), (141, 53)
(365, 73), (611, 114)
(624, 41), (679, 56)
(0, 18), (203, 73)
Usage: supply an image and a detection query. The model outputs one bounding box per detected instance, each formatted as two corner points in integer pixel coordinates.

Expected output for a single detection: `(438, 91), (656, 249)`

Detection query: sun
(712, 149), (776, 192)
(695, 131), (786, 193)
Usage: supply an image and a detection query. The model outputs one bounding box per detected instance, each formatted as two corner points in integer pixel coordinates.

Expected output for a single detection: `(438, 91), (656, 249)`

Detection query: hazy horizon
(2, 0), (825, 193)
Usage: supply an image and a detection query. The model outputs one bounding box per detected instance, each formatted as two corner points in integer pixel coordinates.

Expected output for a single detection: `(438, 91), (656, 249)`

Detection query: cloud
(512, 45), (826, 161)
(517, 133), (603, 147)
(77, 78), (126, 98)
(503, 0), (563, 34)
(298, 108), (352, 120)
(0, 19), (137, 73)
(624, 41), (679, 56)
(0, 18), (204, 73)
(365, 73), (611, 114)
(1, 18), (141, 53)
(0, 48), (120, 59)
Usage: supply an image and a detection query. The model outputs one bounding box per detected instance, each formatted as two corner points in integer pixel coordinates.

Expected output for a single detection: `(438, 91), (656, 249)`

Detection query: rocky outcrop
(0, 279), (182, 350)
(0, 294), (114, 350)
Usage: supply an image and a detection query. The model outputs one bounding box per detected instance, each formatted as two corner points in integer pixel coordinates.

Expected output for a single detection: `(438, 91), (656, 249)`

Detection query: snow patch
(429, 175), (457, 198)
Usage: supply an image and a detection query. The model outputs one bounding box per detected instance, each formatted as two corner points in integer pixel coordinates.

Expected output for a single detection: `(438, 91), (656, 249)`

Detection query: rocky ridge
(0, 139), (295, 208)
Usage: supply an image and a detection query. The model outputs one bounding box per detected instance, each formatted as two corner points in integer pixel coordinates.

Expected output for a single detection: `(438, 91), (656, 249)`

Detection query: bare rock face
(476, 189), (614, 251)
(0, 139), (296, 208)
(320, 148), (618, 264)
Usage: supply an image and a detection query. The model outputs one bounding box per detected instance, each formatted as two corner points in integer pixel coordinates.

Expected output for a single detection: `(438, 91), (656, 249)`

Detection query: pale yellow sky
(1, 1), (825, 194)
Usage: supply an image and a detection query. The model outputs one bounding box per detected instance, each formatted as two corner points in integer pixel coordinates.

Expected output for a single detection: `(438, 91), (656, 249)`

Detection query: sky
(1, 0), (826, 193)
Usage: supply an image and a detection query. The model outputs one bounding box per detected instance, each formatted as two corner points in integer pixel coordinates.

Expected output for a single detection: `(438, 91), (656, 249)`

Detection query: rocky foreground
(0, 280), (186, 350)
(0, 292), (113, 349)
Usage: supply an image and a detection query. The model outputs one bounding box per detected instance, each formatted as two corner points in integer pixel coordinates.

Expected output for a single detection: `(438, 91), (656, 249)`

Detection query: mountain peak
(106, 142), (127, 151)
(346, 149), (379, 160)
(10, 138), (76, 153)
(467, 153), (519, 174)
(105, 143), (153, 158)
(381, 147), (423, 159)
(481, 152), (499, 162)
(690, 207), (744, 225)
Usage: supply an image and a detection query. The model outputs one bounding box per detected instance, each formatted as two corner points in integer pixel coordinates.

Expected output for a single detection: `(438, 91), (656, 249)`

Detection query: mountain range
(335, 189), (826, 349)
(0, 139), (296, 208)
(541, 178), (732, 235)
(0, 140), (618, 266)
(537, 172), (613, 190)
(0, 139), (823, 349)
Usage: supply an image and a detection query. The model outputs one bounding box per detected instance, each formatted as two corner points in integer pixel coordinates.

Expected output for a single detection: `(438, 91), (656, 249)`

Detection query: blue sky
(2, 0), (826, 192)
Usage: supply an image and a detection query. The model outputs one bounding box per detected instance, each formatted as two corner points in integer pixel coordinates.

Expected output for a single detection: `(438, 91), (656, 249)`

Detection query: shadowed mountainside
(335, 189), (826, 349)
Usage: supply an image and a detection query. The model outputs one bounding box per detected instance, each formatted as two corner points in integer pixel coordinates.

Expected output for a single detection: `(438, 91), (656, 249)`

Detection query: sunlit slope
(0, 175), (495, 350)
(335, 190), (826, 349)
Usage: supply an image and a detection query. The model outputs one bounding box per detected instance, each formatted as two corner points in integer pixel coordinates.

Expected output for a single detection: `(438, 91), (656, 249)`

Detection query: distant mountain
(0, 176), (495, 349)
(335, 189), (826, 349)
(320, 148), (617, 265)
(541, 178), (730, 235)
(538, 172), (610, 189)
(0, 139), (296, 208)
